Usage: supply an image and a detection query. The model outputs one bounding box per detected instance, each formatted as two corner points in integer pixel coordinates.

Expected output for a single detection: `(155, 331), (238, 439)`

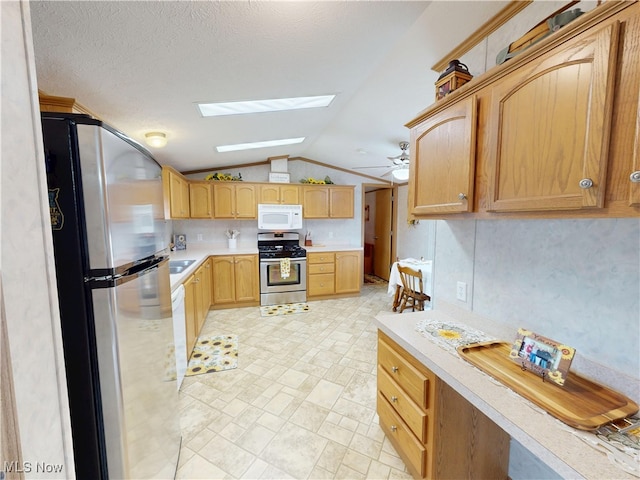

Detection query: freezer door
(76, 123), (167, 269)
(91, 257), (180, 479)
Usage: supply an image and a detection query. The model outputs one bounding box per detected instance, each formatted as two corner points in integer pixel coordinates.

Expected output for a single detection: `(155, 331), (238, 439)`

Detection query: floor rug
(186, 334), (238, 376)
(260, 303), (310, 317)
(364, 274), (387, 284)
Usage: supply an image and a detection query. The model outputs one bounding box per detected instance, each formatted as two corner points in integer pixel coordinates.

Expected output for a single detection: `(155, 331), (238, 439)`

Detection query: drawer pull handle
(579, 178), (593, 189)
(390, 425), (397, 432)
(391, 366), (398, 373)
(391, 396), (398, 403)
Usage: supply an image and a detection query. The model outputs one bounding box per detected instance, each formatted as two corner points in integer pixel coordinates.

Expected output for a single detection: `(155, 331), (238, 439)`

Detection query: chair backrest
(397, 265), (424, 295)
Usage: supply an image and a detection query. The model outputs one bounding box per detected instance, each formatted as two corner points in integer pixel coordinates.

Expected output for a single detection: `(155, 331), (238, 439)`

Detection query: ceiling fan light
(145, 132), (167, 148)
(392, 168), (409, 181)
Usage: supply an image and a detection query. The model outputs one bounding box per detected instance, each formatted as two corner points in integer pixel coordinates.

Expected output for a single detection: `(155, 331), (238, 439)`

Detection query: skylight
(198, 95), (335, 117)
(216, 137), (305, 153)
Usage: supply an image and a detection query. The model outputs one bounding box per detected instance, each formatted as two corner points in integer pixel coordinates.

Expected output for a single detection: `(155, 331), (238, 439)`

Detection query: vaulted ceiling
(30, 1), (510, 180)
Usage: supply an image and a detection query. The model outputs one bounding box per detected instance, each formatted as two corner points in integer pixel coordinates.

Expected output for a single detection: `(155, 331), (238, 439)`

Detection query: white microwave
(258, 204), (303, 231)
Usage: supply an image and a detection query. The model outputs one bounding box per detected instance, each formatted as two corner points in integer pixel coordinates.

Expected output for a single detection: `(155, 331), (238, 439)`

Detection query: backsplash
(432, 216), (639, 390)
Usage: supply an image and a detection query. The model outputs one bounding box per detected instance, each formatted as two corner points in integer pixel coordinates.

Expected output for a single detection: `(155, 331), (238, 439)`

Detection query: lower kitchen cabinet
(211, 254), (259, 307)
(183, 259), (213, 358)
(307, 251), (361, 299)
(377, 331), (509, 479)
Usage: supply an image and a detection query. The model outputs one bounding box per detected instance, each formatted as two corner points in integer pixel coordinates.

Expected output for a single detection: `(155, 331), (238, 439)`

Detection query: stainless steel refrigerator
(42, 113), (181, 479)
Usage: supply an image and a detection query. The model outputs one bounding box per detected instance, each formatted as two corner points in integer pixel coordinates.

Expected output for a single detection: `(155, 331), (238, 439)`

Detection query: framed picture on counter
(509, 328), (575, 387)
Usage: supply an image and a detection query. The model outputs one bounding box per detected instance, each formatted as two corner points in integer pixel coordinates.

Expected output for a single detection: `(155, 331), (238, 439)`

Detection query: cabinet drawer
(308, 252), (335, 264)
(378, 337), (430, 409)
(378, 365), (428, 443)
(377, 392), (427, 479)
(308, 274), (334, 296)
(308, 263), (335, 275)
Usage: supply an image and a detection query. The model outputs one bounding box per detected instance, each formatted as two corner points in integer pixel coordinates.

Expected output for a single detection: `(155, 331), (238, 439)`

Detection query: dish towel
(280, 257), (290, 279)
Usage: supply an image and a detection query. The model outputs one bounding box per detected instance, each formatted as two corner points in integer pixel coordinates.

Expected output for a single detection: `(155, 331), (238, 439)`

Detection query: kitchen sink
(169, 259), (196, 274)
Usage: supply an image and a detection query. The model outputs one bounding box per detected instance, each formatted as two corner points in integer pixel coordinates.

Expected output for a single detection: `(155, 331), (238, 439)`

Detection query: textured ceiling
(30, 1), (509, 179)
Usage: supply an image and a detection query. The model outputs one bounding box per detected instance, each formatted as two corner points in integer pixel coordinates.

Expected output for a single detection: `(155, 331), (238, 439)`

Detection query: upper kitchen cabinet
(189, 181), (214, 218)
(302, 185), (354, 218)
(213, 183), (257, 219)
(406, 1), (640, 219)
(407, 96), (477, 215)
(486, 22), (618, 212)
(162, 166), (190, 219)
(259, 184), (300, 205)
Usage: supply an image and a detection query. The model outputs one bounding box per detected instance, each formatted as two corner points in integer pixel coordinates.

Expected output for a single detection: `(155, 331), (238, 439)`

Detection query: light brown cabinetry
(213, 183), (257, 219)
(259, 184), (300, 204)
(302, 186), (355, 218)
(409, 96), (477, 215)
(307, 252), (335, 297)
(486, 22), (618, 212)
(377, 331), (509, 479)
(307, 251), (361, 298)
(189, 182), (214, 218)
(162, 166), (190, 219)
(211, 255), (259, 307)
(335, 251), (362, 294)
(406, 2), (640, 219)
(184, 259), (213, 358)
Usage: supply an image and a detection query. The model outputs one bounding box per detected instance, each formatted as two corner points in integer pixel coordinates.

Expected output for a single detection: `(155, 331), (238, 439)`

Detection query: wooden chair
(397, 265), (431, 313)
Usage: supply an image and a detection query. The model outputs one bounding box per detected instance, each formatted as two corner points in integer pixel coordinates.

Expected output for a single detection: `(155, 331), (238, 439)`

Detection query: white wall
(1, 1), (74, 477)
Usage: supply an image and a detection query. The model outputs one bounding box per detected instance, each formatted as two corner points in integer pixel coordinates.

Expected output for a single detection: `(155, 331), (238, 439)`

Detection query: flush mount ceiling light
(144, 132), (167, 148)
(392, 167), (410, 181)
(216, 137), (305, 153)
(198, 95), (335, 117)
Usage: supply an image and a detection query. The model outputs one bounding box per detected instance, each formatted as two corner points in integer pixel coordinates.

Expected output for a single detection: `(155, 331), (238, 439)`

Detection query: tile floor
(176, 282), (413, 480)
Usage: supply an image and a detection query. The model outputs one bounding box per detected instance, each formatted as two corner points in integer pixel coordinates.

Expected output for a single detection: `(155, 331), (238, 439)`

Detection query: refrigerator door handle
(86, 256), (168, 288)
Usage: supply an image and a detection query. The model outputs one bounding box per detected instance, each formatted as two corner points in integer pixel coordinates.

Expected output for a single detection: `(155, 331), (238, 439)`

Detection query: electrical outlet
(197, 233), (203, 241)
(456, 281), (467, 302)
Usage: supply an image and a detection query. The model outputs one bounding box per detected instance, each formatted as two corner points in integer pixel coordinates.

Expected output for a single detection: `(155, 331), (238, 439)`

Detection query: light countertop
(304, 244), (362, 252)
(374, 309), (638, 479)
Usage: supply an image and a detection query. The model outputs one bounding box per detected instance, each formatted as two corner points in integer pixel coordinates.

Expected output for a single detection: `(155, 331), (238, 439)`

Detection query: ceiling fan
(354, 141), (410, 179)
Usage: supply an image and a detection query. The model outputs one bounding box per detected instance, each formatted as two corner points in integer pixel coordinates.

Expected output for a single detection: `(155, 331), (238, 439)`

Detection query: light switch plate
(456, 281), (467, 301)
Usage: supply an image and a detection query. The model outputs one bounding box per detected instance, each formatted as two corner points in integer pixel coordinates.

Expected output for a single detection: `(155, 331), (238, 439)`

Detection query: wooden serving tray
(457, 341), (638, 430)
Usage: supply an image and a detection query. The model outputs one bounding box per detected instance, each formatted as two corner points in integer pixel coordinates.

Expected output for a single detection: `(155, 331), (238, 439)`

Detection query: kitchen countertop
(374, 309), (638, 479)
(303, 244), (362, 252)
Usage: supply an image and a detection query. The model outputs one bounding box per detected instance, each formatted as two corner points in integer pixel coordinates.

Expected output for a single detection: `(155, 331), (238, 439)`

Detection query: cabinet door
(259, 185), (280, 204)
(189, 183), (213, 218)
(184, 275), (197, 358)
(202, 258), (212, 310)
(280, 185), (300, 205)
(169, 171), (190, 218)
(211, 256), (236, 304)
(335, 251), (361, 294)
(303, 186), (329, 218)
(213, 184), (235, 218)
(330, 187), (354, 218)
(409, 95), (477, 215)
(487, 24), (619, 212)
(235, 184), (257, 218)
(234, 255), (259, 302)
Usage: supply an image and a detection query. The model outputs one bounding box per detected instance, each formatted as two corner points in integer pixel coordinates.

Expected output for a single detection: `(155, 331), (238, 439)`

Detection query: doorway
(363, 185), (396, 281)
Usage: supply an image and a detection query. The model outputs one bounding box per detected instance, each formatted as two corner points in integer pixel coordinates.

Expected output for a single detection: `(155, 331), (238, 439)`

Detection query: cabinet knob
(630, 171), (640, 183)
(391, 396), (398, 403)
(579, 178), (594, 189)
(458, 193), (467, 200)
(391, 366), (398, 373)
(390, 425), (397, 432)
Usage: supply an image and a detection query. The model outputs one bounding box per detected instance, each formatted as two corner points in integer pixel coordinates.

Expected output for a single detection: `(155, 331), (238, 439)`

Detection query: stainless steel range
(258, 232), (307, 306)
